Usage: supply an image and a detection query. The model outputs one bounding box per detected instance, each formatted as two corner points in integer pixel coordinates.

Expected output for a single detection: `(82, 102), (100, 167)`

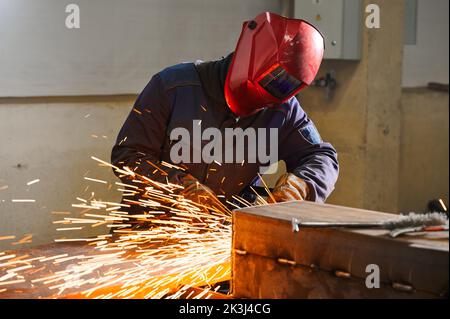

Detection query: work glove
(179, 174), (220, 208)
(270, 173), (309, 203)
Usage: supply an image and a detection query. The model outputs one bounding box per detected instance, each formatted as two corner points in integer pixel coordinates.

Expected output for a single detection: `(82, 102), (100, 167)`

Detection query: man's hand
(179, 174), (219, 208)
(270, 173), (309, 203)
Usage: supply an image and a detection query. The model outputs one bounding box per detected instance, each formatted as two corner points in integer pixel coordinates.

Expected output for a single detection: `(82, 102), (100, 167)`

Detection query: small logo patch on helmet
(299, 123), (322, 145)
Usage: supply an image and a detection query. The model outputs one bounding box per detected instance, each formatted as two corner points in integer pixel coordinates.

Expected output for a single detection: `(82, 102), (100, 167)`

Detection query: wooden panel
(232, 201), (449, 298)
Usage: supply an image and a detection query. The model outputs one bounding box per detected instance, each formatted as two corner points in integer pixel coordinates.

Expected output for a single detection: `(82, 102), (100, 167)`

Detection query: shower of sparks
(0, 156), (271, 299)
(26, 179), (40, 186)
(11, 234), (33, 246)
(83, 177), (108, 184)
(0, 236), (15, 241)
(11, 199), (36, 203)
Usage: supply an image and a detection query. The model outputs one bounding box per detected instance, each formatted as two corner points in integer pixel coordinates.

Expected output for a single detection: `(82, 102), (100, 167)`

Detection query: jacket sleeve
(111, 74), (185, 184)
(279, 97), (339, 203)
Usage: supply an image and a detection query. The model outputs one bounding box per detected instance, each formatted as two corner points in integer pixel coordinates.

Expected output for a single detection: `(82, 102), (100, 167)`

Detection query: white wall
(402, 0), (449, 87)
(0, 97), (131, 250)
(0, 0), (280, 97)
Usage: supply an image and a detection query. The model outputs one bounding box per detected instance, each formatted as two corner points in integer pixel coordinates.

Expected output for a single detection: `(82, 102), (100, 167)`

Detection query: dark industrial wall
(301, 0), (448, 213)
(399, 88), (449, 213)
(301, 0), (404, 213)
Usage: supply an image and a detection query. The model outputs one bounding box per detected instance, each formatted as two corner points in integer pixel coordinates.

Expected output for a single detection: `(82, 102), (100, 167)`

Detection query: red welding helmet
(225, 12), (325, 117)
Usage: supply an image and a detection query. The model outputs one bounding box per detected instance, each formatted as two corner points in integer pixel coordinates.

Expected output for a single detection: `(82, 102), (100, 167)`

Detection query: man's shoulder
(270, 96), (304, 119)
(156, 62), (202, 90)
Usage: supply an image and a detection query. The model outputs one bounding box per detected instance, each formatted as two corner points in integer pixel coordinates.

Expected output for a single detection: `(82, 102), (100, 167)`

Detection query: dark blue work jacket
(112, 62), (339, 203)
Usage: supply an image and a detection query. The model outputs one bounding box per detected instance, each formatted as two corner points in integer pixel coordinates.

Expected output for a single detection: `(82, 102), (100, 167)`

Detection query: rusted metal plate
(232, 201), (449, 299)
(233, 254), (437, 298)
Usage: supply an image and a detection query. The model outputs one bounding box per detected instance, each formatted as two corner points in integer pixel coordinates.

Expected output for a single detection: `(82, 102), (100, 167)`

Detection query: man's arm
(111, 74), (184, 183)
(111, 74), (219, 209)
(278, 97), (339, 203)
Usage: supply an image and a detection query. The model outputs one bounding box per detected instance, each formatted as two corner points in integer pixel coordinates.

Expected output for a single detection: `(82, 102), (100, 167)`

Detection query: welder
(112, 12), (339, 214)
